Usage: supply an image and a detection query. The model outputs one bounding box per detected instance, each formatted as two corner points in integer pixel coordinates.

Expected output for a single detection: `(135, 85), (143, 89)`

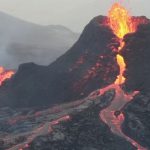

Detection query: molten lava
(108, 3), (136, 39)
(0, 66), (14, 86)
(115, 54), (126, 84)
(107, 3), (141, 85)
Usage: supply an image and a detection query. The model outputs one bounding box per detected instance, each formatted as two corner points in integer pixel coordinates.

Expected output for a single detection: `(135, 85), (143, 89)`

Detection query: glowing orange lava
(115, 54), (126, 84)
(0, 66), (15, 86)
(108, 3), (136, 39)
(107, 3), (137, 85)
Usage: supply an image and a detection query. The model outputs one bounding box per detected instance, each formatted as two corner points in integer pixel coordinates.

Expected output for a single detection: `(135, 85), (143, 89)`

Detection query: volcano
(0, 6), (149, 108)
(0, 2), (150, 150)
(0, 15), (118, 108)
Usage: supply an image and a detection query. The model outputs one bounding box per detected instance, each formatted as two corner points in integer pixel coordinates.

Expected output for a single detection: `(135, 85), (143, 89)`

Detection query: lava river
(100, 3), (148, 150)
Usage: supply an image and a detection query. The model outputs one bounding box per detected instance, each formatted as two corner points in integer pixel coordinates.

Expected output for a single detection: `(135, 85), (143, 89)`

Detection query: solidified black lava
(122, 93), (150, 149)
(122, 22), (150, 93)
(120, 21), (150, 150)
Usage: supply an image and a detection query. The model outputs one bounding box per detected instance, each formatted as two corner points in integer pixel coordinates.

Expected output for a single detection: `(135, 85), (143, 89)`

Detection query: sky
(0, 0), (149, 32)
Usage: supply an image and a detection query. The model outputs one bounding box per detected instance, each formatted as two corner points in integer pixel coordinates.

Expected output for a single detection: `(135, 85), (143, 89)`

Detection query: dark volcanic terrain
(0, 90), (137, 150)
(0, 14), (150, 150)
(122, 23), (150, 92)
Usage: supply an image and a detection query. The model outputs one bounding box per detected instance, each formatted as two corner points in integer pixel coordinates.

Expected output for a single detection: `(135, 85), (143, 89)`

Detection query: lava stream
(115, 54), (126, 85)
(7, 115), (70, 150)
(99, 2), (147, 150)
(100, 84), (146, 150)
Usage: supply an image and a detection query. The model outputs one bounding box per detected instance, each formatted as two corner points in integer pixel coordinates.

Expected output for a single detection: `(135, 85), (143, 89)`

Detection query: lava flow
(100, 2), (147, 150)
(108, 2), (137, 85)
(0, 66), (14, 86)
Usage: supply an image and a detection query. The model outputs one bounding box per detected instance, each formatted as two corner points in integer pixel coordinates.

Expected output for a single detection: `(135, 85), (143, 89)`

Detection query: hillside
(0, 16), (118, 108)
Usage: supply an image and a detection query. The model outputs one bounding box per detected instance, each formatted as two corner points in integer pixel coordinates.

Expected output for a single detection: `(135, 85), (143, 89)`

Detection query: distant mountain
(0, 11), (79, 68)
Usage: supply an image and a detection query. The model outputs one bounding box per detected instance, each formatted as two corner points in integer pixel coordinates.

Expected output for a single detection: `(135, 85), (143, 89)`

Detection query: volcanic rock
(122, 92), (150, 149)
(122, 22), (150, 92)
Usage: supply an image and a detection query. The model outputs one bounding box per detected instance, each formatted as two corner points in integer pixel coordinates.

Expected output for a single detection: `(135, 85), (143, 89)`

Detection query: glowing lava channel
(99, 2), (147, 150)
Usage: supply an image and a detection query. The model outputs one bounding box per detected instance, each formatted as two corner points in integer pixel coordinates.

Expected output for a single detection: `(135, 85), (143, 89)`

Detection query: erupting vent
(107, 3), (147, 85)
(108, 3), (136, 39)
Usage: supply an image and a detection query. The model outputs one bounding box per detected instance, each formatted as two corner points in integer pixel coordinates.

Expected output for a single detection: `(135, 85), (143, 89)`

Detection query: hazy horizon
(0, 0), (149, 32)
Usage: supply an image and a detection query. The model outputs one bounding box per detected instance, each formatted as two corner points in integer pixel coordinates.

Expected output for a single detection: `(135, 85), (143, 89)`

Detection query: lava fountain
(107, 3), (148, 85)
(0, 66), (15, 86)
(100, 2), (148, 150)
(108, 2), (137, 85)
(108, 3), (137, 39)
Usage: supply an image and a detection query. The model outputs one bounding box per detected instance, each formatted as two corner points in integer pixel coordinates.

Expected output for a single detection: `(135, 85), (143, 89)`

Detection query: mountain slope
(0, 16), (119, 108)
(0, 11), (79, 68)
